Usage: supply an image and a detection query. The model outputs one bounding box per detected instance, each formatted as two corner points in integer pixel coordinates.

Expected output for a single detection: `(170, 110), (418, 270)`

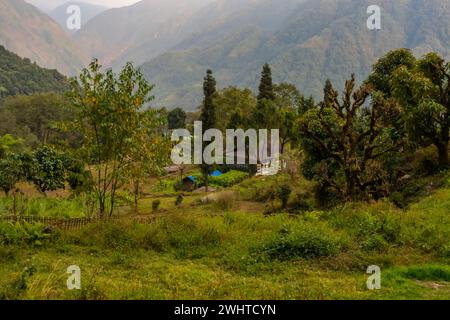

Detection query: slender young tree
(200, 70), (217, 192)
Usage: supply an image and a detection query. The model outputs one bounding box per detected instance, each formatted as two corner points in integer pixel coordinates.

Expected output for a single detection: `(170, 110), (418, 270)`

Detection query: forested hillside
(0, 45), (69, 98)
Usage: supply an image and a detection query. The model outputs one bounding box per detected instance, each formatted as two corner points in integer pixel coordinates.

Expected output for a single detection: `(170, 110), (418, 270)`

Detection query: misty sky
(26, 0), (141, 11)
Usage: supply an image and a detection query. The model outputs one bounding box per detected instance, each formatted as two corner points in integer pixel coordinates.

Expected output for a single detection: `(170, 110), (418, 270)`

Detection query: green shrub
(277, 184), (292, 209)
(0, 221), (51, 246)
(330, 209), (403, 246)
(101, 223), (139, 249)
(400, 265), (450, 282)
(256, 223), (345, 260)
(210, 170), (248, 188)
(141, 226), (169, 252)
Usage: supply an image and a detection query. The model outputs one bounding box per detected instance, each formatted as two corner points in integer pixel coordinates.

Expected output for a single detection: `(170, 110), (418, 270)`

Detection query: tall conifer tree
(200, 69), (217, 191)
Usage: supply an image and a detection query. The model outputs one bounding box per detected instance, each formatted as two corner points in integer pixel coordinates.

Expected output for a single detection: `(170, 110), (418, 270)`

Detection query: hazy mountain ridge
(139, 0), (450, 110)
(0, 0), (88, 75)
(3, 0), (449, 109)
(49, 1), (109, 34)
(74, 0), (215, 67)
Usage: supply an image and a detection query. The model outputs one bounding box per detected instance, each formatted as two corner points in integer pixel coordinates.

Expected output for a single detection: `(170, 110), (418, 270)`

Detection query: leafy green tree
(273, 83), (314, 153)
(200, 70), (218, 191)
(299, 75), (403, 201)
(0, 134), (21, 158)
(368, 49), (450, 167)
(28, 146), (65, 194)
(214, 87), (256, 131)
(367, 49), (416, 97)
(0, 154), (23, 195)
(391, 53), (450, 167)
(68, 59), (154, 217)
(127, 109), (171, 210)
(62, 155), (92, 194)
(168, 107), (187, 130)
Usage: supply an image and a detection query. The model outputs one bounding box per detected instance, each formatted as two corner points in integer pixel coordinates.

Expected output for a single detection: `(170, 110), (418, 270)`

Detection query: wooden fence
(0, 215), (160, 231)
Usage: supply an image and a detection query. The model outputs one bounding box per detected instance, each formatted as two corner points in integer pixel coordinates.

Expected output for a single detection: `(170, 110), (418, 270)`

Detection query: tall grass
(0, 196), (88, 218)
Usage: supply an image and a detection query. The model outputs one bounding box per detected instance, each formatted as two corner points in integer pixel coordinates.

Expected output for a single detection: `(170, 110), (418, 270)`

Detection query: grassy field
(1, 173), (450, 300)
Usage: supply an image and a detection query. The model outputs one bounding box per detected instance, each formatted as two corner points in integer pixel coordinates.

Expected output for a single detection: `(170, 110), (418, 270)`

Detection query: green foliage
(64, 156), (92, 194)
(277, 184), (292, 209)
(0, 134), (22, 157)
(27, 146), (65, 194)
(257, 63), (275, 102)
(400, 265), (450, 282)
(200, 70), (218, 190)
(168, 107), (186, 130)
(299, 75), (404, 200)
(214, 87), (256, 131)
(68, 59), (157, 216)
(0, 222), (51, 246)
(256, 223), (345, 260)
(0, 93), (74, 147)
(0, 195), (88, 218)
(209, 170), (248, 188)
(367, 48), (416, 96)
(370, 49), (450, 167)
(0, 153), (24, 194)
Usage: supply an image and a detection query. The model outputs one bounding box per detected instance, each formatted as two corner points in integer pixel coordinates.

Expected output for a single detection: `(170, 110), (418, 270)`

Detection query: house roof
(211, 170), (222, 177)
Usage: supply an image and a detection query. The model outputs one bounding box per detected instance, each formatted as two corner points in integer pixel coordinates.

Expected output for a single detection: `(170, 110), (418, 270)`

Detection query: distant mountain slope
(0, 45), (69, 98)
(49, 1), (109, 34)
(140, 0), (450, 110)
(0, 0), (88, 75)
(74, 0), (215, 67)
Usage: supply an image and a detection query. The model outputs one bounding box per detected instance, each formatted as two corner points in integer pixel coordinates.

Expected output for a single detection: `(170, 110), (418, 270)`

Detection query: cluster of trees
(180, 64), (315, 191)
(0, 143), (83, 196)
(183, 49), (449, 203)
(300, 49), (450, 202)
(0, 60), (171, 217)
(0, 93), (74, 148)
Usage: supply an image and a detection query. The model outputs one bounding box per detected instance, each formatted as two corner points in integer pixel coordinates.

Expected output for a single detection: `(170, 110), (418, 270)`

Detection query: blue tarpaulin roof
(187, 176), (196, 183)
(210, 170), (223, 177)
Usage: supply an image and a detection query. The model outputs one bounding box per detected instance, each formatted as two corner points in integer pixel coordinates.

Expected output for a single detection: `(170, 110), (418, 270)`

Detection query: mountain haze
(49, 1), (109, 34)
(74, 0), (215, 67)
(0, 0), (88, 75)
(4, 0), (449, 109)
(139, 0), (450, 110)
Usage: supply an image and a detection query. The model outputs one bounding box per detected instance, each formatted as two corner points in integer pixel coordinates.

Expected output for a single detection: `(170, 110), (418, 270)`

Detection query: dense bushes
(0, 222), (52, 246)
(255, 223), (346, 260)
(209, 171), (248, 188)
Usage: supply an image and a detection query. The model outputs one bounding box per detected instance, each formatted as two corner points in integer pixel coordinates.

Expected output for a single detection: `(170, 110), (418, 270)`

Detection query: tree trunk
(134, 180), (140, 212)
(204, 176), (209, 192)
(99, 198), (105, 218)
(437, 142), (449, 168)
